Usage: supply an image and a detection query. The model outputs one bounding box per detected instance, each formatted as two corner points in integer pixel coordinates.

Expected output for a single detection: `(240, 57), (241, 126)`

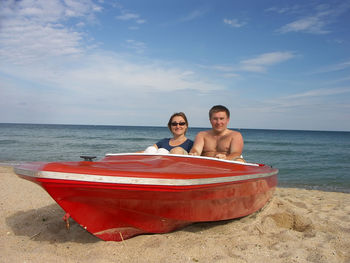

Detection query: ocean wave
(115, 138), (156, 141)
(244, 140), (322, 147)
(0, 139), (18, 145)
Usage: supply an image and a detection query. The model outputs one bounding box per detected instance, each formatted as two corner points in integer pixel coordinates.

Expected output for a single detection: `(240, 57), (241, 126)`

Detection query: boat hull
(15, 154), (278, 241)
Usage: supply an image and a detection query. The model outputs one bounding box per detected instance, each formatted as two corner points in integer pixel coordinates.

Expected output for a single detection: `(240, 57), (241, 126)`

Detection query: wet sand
(1, 165), (349, 262)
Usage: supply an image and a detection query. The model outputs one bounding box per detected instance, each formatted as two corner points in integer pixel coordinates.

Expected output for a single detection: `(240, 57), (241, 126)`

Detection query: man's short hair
(209, 105), (230, 119)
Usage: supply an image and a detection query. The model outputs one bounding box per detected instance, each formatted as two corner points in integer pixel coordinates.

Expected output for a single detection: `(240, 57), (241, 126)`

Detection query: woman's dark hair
(167, 112), (189, 134)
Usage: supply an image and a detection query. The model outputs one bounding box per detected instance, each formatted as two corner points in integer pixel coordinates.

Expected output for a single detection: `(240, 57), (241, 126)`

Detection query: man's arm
(189, 132), (205, 156)
(226, 132), (244, 160)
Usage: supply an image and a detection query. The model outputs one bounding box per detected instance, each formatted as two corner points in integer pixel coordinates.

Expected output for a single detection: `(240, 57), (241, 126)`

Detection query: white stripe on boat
(105, 153), (260, 166)
(15, 168), (277, 186)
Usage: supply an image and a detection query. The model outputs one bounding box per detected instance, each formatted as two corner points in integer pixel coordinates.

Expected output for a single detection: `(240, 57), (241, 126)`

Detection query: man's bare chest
(203, 135), (232, 152)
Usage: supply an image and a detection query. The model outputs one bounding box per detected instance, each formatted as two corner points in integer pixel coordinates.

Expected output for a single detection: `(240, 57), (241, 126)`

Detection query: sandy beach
(1, 165), (349, 263)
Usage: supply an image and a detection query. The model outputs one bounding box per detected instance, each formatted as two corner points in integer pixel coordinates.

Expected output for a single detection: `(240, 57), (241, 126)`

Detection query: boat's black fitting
(80, 156), (97, 162)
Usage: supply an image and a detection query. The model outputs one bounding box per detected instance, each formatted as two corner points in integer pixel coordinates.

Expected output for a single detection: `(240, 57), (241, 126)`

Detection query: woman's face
(170, 116), (187, 136)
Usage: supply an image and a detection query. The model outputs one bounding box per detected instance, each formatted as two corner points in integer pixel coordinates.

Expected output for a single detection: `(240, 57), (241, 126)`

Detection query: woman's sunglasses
(171, 122), (186, 126)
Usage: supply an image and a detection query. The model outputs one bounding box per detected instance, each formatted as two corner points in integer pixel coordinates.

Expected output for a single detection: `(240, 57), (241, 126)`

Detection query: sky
(0, 0), (350, 131)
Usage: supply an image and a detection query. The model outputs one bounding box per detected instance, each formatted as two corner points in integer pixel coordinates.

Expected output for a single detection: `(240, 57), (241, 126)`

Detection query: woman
(144, 112), (193, 155)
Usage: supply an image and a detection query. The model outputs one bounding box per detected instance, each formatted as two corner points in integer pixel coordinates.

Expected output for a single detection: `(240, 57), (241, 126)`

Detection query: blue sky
(0, 0), (349, 131)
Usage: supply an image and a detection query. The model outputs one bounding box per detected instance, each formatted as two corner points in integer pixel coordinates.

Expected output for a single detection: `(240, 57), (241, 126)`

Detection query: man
(190, 105), (245, 161)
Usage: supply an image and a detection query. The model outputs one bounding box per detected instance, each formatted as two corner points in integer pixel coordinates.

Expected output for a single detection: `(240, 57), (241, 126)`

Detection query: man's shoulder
(197, 130), (212, 137)
(224, 129), (242, 139)
(228, 129), (241, 134)
(231, 129), (242, 135)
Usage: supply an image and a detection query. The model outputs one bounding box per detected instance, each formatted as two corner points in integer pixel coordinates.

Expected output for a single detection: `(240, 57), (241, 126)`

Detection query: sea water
(1, 123), (349, 193)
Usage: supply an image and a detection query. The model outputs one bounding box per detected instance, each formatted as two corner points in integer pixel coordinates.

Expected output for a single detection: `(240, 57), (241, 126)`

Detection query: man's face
(210, 111), (229, 133)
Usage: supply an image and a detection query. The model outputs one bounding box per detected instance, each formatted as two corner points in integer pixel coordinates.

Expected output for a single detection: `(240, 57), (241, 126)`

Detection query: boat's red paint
(14, 154), (278, 241)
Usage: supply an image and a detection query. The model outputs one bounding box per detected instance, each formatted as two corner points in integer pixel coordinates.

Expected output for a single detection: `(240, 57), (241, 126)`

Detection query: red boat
(14, 153), (278, 241)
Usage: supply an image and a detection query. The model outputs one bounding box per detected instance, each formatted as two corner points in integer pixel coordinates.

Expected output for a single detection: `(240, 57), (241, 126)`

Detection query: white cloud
(278, 16), (328, 34)
(276, 2), (350, 34)
(314, 60), (350, 74)
(0, 50), (226, 126)
(1, 1), (348, 130)
(0, 36), (228, 126)
(115, 10), (146, 25)
(64, 0), (102, 17)
(116, 12), (139, 20)
(282, 87), (350, 100)
(233, 86), (350, 130)
(251, 87), (350, 114)
(0, 0), (101, 21)
(239, 52), (295, 73)
(0, 0), (101, 64)
(0, 0), (223, 119)
(223, 18), (246, 28)
(125, 39), (147, 54)
(1, 0), (64, 22)
(65, 54), (224, 93)
(211, 65), (235, 72)
(136, 19), (146, 24)
(324, 76), (350, 86)
(196, 64), (240, 79)
(198, 52), (295, 77)
(223, 73), (240, 78)
(0, 21), (84, 64)
(179, 8), (208, 22)
(265, 5), (302, 15)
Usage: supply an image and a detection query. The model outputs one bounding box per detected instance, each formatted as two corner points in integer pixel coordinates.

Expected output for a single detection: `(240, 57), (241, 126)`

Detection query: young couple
(144, 105), (245, 162)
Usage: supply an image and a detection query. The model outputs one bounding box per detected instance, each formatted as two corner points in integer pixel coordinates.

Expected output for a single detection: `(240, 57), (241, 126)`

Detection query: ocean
(1, 123), (349, 193)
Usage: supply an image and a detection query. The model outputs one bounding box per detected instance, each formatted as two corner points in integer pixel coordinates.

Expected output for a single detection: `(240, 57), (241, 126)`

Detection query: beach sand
(1, 165), (349, 263)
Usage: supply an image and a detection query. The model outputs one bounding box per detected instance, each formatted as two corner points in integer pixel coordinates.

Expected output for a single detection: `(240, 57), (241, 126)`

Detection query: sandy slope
(1, 166), (349, 263)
